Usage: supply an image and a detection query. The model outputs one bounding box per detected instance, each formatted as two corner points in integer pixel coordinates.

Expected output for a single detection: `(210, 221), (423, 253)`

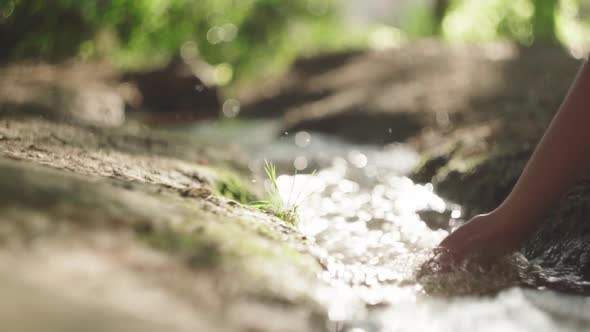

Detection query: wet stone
(417, 210), (452, 231)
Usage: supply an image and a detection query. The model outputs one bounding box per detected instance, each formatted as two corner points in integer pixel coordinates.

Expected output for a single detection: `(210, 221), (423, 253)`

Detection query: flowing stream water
(186, 119), (590, 332)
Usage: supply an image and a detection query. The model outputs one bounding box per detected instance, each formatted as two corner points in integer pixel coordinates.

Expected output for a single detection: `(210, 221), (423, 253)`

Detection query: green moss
(413, 143), (461, 183)
(136, 193), (320, 275)
(212, 168), (258, 204)
(435, 152), (487, 181)
(255, 224), (276, 239)
(137, 223), (222, 268)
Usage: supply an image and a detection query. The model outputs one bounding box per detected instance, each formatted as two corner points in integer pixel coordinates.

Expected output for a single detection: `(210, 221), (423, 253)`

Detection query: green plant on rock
(251, 160), (308, 225)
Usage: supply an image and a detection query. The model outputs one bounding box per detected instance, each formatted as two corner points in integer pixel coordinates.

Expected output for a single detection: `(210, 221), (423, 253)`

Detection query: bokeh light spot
(214, 63), (234, 85)
(222, 99), (240, 118)
(221, 23), (238, 42)
(180, 41), (199, 61)
(206, 26), (224, 44)
(294, 156), (308, 170)
(295, 131), (311, 147)
(348, 150), (368, 168)
(369, 25), (406, 50)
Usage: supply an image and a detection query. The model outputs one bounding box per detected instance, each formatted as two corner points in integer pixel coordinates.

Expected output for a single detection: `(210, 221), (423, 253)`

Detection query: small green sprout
(251, 159), (316, 225)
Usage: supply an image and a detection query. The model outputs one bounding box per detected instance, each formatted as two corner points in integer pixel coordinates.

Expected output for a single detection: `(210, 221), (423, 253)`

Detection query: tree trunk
(433, 0), (450, 35)
(532, 0), (558, 44)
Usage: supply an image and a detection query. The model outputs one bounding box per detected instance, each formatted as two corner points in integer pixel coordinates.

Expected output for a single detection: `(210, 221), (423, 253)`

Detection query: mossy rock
(414, 143), (532, 218)
(212, 167), (258, 204)
(523, 179), (590, 287)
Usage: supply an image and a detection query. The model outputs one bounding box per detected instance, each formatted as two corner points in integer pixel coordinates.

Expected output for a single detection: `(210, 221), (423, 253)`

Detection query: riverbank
(0, 116), (330, 332)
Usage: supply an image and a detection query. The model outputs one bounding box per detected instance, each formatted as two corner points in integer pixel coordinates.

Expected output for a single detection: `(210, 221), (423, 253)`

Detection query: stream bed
(185, 119), (590, 332)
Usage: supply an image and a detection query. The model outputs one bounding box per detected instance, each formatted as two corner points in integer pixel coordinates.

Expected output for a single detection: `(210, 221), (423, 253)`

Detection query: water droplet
(294, 156), (308, 170)
(294, 131), (311, 147)
(180, 41), (199, 60)
(348, 150), (368, 168)
(221, 23), (238, 42)
(222, 99), (240, 118)
(206, 26), (224, 44)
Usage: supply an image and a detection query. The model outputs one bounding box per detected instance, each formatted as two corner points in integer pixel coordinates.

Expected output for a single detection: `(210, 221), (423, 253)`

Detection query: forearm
(495, 59), (590, 229)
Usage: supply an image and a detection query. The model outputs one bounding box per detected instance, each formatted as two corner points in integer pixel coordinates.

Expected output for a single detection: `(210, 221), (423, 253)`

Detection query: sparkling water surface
(184, 119), (590, 332)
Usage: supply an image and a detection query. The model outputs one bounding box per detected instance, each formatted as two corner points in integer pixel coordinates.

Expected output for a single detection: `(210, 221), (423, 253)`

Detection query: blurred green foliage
(441, 0), (538, 44)
(437, 0), (590, 49)
(0, 0), (343, 82)
(555, 0), (590, 57)
(0, 0), (588, 84)
(402, 3), (438, 38)
(532, 0), (558, 41)
(389, 0), (589, 55)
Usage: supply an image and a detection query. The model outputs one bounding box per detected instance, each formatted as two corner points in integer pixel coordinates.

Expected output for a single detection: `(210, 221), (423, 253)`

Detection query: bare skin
(434, 58), (590, 264)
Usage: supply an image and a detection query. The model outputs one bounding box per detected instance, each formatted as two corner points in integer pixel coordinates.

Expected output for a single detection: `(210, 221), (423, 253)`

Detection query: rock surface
(123, 57), (221, 122)
(0, 59), (222, 129)
(397, 44), (590, 289)
(0, 115), (327, 332)
(241, 41), (580, 145)
(0, 62), (126, 127)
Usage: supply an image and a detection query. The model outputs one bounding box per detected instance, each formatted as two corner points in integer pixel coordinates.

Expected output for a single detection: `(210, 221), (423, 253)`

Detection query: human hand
(440, 212), (526, 259)
(420, 212), (530, 274)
